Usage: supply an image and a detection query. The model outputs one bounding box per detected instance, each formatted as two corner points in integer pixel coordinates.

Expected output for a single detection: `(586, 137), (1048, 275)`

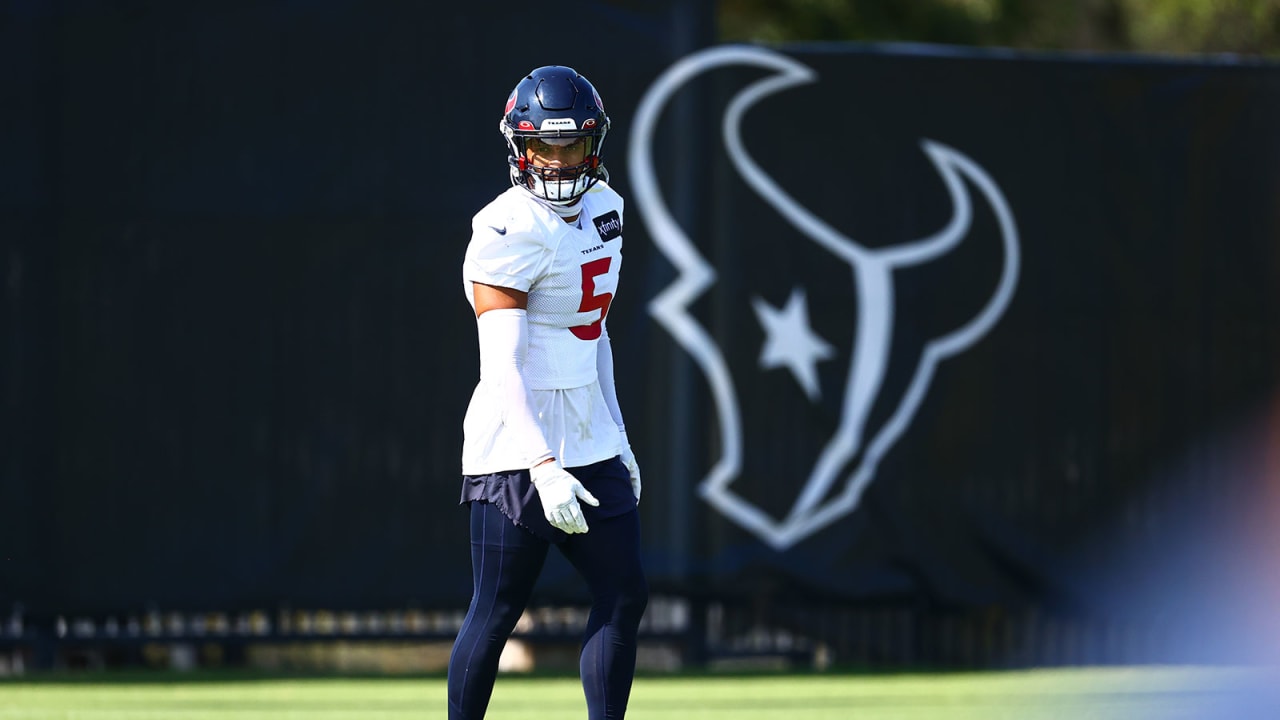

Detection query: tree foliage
(720, 0), (1280, 56)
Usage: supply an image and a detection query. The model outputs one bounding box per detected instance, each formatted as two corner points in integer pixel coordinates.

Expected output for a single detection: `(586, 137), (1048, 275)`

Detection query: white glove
(619, 430), (641, 504)
(530, 459), (599, 534)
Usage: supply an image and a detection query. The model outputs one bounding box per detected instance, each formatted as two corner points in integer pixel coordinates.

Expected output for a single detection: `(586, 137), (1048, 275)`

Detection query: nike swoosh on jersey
(488, 225), (507, 235)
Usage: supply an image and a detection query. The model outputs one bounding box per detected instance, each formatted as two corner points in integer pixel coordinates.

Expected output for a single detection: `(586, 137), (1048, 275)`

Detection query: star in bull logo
(752, 288), (833, 402)
(629, 46), (1021, 550)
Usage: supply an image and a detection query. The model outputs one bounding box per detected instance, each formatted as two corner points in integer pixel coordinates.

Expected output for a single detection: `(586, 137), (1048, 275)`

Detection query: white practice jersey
(461, 182), (626, 474)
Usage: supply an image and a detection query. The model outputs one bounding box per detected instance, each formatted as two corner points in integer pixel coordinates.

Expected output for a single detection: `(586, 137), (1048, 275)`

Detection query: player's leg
(448, 500), (549, 720)
(560, 507), (649, 720)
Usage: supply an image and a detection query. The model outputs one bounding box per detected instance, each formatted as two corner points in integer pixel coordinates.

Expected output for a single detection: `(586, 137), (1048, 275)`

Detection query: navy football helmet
(500, 66), (610, 205)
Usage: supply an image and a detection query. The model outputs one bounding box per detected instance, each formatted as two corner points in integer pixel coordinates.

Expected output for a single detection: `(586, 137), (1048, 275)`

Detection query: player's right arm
(471, 281), (548, 468)
(471, 281), (598, 533)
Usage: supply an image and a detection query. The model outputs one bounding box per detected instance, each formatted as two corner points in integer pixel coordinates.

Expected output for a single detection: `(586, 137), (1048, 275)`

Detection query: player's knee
(488, 600), (528, 634)
(618, 577), (649, 624)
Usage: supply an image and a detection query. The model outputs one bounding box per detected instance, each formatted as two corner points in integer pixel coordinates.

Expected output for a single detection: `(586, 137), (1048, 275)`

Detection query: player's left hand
(619, 430), (641, 504)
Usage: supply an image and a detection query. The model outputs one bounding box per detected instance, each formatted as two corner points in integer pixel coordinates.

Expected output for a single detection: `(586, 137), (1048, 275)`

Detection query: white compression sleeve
(475, 308), (555, 468)
(596, 325), (626, 431)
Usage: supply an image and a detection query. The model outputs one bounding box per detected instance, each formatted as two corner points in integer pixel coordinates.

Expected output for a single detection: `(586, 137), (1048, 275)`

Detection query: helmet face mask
(501, 66), (610, 206)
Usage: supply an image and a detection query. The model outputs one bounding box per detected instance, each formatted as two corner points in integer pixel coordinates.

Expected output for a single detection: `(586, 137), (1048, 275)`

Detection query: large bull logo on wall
(629, 46), (1021, 550)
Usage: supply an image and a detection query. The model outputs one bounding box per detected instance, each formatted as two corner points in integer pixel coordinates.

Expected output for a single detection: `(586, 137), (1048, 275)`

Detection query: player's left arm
(597, 323), (640, 503)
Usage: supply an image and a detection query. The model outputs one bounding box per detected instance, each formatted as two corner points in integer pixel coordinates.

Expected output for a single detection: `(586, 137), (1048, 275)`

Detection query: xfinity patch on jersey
(592, 211), (622, 241)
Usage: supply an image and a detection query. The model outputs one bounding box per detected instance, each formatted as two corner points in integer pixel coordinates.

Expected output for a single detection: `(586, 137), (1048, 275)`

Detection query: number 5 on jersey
(569, 257), (612, 340)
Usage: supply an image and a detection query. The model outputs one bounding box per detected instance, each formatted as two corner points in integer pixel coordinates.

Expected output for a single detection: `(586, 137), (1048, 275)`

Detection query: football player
(447, 65), (648, 720)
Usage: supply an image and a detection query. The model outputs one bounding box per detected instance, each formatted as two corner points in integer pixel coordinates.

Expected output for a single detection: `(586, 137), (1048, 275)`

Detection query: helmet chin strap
(532, 193), (583, 218)
(522, 175), (587, 217)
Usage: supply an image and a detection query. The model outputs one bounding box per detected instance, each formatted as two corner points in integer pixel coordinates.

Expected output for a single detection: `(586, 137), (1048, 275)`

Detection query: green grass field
(0, 666), (1274, 719)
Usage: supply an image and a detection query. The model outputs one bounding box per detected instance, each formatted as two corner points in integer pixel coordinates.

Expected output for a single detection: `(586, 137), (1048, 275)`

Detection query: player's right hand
(529, 459), (599, 534)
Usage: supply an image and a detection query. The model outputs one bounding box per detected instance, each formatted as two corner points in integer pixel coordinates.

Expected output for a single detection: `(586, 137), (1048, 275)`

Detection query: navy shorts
(460, 456), (637, 543)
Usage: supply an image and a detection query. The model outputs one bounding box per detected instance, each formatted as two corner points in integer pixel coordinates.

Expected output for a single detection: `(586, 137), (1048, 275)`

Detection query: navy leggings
(447, 500), (648, 720)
